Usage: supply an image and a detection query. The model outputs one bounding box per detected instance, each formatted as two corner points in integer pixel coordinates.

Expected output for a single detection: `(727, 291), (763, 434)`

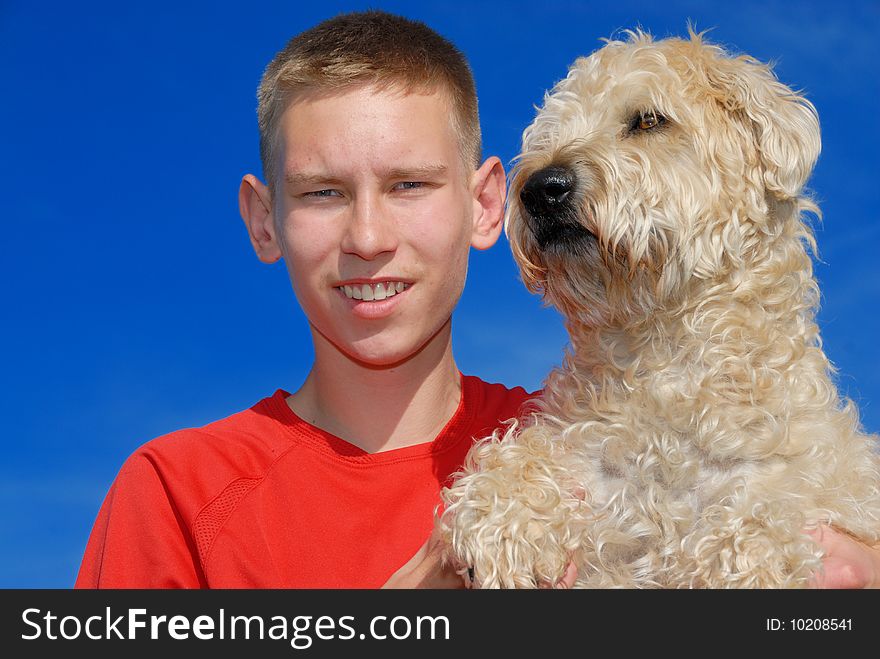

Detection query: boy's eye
(304, 189), (341, 198)
(394, 181), (423, 191)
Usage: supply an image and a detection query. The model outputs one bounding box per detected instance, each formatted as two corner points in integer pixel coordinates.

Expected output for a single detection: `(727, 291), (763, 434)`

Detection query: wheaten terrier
(441, 30), (880, 588)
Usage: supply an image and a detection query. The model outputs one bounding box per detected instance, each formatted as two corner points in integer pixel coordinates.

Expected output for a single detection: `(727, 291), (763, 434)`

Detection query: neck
(287, 320), (462, 454)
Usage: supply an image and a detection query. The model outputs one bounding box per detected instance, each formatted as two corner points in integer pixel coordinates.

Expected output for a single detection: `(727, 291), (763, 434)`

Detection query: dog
(440, 29), (880, 588)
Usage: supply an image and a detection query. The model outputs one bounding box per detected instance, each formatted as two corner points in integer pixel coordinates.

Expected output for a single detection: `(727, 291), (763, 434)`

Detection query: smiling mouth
(336, 281), (409, 301)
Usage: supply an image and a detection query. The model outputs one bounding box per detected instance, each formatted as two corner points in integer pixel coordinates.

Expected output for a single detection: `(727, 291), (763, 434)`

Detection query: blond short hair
(256, 10), (482, 192)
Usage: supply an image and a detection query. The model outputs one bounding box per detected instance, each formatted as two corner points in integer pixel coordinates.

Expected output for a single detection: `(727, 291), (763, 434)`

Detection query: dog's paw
(441, 472), (584, 588)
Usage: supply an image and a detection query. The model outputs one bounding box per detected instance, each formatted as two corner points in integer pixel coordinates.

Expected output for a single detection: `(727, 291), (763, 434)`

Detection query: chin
(345, 327), (448, 369)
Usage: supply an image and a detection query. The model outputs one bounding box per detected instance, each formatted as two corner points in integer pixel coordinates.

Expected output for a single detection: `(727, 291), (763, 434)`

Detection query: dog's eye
(639, 113), (661, 130)
(629, 111), (667, 133)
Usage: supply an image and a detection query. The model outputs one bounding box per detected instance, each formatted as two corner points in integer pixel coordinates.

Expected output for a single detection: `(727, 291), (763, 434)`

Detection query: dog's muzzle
(519, 166), (594, 250)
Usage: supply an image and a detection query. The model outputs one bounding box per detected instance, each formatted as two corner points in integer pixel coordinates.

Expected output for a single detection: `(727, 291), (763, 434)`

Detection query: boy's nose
(340, 195), (399, 260)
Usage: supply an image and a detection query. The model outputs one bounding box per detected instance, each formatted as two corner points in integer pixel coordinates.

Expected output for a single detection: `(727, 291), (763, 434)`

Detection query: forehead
(277, 82), (457, 143)
(568, 41), (698, 102)
(525, 40), (707, 145)
(287, 78), (455, 110)
(283, 83), (454, 139)
(274, 84), (461, 178)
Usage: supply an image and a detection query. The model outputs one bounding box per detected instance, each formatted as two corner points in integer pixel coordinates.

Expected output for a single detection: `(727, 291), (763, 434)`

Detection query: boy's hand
(382, 529), (464, 589)
(382, 529), (580, 589)
(808, 524), (880, 589)
(538, 560), (578, 589)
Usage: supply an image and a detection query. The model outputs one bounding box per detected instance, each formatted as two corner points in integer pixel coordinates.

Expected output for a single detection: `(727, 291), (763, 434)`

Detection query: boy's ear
(470, 156), (506, 250)
(239, 174), (282, 263)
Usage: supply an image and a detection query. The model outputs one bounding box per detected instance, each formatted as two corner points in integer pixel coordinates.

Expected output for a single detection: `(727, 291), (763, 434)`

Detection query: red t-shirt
(75, 375), (532, 588)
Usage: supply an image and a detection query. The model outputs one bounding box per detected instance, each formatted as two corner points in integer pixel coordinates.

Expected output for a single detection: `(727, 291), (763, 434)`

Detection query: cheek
(415, 205), (472, 278)
(439, 238), (473, 316)
(275, 218), (339, 310)
(287, 237), (325, 268)
(278, 212), (337, 266)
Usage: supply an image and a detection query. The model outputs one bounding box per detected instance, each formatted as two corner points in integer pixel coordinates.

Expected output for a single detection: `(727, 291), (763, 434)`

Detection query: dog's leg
(441, 424), (588, 588)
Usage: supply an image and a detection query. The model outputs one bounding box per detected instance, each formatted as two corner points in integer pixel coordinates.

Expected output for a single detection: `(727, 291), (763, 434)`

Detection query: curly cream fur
(440, 29), (880, 588)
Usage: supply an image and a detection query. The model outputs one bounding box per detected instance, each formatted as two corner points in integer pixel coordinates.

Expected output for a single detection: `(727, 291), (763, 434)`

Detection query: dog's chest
(552, 382), (788, 520)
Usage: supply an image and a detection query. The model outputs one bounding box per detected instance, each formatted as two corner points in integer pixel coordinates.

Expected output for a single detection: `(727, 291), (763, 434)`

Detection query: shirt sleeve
(74, 450), (205, 588)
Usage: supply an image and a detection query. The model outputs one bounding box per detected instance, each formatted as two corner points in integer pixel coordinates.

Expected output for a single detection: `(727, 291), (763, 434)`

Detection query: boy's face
(252, 85), (500, 367)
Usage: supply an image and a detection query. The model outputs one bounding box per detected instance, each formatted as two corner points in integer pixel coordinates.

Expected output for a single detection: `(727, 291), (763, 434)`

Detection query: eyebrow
(284, 172), (343, 188)
(284, 163), (449, 188)
(382, 164), (449, 180)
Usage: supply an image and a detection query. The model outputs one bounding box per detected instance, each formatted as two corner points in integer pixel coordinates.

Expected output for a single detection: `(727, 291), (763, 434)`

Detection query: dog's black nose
(520, 166), (575, 218)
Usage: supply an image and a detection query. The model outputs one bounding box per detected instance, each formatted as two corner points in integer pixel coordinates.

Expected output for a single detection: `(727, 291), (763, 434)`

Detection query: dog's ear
(706, 54), (820, 200)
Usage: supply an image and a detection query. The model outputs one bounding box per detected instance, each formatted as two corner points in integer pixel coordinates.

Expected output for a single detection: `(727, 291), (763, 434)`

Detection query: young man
(75, 10), (516, 589)
(75, 11), (878, 589)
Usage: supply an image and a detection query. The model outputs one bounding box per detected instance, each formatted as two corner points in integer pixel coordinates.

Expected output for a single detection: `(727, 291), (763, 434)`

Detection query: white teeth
(337, 282), (408, 301)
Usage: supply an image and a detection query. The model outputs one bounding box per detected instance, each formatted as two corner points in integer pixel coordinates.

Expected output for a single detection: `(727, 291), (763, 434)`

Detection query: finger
(538, 561), (579, 589)
(459, 566), (475, 589)
(555, 561), (578, 589)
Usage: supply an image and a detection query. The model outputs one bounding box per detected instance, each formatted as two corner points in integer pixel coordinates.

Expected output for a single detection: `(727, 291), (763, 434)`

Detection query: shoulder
(145, 390), (293, 461)
(462, 374), (539, 422)
(113, 390), (296, 511)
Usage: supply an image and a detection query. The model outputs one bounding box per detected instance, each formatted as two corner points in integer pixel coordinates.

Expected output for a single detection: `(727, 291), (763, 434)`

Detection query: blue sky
(1, 0), (877, 587)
